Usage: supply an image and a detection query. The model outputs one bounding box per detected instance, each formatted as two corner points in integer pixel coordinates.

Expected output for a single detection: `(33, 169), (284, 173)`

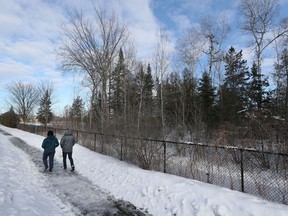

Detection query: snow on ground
(1, 124), (288, 216)
(0, 128), (75, 216)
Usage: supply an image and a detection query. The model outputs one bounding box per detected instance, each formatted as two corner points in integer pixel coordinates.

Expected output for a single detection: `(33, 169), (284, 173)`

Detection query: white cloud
(0, 58), (33, 81)
(0, 0), (63, 108)
(102, 0), (160, 59)
(4, 40), (52, 63)
(0, 0), (63, 67)
(169, 14), (192, 32)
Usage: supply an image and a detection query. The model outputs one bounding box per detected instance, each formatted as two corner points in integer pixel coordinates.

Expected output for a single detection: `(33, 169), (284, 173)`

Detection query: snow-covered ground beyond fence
(1, 124), (288, 216)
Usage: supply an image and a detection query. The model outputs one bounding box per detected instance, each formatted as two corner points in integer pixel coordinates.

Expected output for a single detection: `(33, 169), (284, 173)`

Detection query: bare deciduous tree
(58, 6), (129, 133)
(153, 30), (172, 138)
(7, 82), (40, 123)
(200, 15), (230, 84)
(240, 0), (288, 76)
(176, 27), (205, 77)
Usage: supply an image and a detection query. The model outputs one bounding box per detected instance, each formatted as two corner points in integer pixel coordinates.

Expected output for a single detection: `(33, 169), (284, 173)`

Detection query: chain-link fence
(18, 124), (288, 205)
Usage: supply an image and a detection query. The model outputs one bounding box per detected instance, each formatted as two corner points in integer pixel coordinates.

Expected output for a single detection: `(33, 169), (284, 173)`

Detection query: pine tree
(163, 72), (182, 129)
(273, 48), (288, 145)
(135, 63), (146, 133)
(223, 47), (249, 103)
(181, 67), (198, 133)
(220, 47), (249, 124)
(110, 48), (125, 116)
(70, 96), (84, 126)
(247, 63), (270, 110)
(198, 71), (216, 129)
(37, 90), (53, 126)
(143, 63), (154, 111)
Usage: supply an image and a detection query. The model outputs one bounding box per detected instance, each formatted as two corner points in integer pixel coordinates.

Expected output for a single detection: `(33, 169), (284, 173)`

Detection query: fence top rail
(20, 124), (288, 157)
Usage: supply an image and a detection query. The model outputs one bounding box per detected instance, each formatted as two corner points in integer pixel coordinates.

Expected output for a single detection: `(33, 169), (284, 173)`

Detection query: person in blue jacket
(42, 130), (59, 172)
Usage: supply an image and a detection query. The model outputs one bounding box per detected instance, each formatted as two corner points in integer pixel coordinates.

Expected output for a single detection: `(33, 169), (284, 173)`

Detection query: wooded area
(2, 0), (288, 153)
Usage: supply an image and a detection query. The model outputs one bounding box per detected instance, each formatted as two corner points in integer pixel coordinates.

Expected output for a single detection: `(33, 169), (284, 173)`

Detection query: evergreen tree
(181, 68), (198, 136)
(247, 63), (270, 110)
(198, 71), (216, 129)
(0, 107), (18, 128)
(110, 48), (125, 116)
(89, 91), (103, 130)
(223, 47), (249, 104)
(135, 63), (146, 133)
(37, 90), (53, 126)
(273, 49), (288, 113)
(220, 47), (249, 124)
(163, 72), (182, 129)
(273, 48), (288, 145)
(70, 96), (84, 126)
(143, 63), (154, 111)
(125, 70), (138, 133)
(134, 62), (158, 137)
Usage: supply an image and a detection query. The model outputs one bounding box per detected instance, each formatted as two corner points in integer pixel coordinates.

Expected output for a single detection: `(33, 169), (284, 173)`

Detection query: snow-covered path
(0, 130), (75, 216)
(0, 128), (150, 216)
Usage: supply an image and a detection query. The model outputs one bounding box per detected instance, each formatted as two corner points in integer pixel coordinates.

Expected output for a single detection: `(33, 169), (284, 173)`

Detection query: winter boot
(71, 165), (75, 172)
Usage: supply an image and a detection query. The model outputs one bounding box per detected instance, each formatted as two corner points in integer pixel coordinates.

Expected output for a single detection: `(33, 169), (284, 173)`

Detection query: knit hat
(47, 130), (54, 136)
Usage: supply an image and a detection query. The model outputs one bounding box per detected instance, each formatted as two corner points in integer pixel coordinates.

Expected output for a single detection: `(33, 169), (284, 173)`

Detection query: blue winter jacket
(42, 135), (59, 153)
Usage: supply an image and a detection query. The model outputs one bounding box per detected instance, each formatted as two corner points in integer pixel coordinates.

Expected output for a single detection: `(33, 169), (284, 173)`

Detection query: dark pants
(43, 151), (55, 171)
(63, 152), (74, 169)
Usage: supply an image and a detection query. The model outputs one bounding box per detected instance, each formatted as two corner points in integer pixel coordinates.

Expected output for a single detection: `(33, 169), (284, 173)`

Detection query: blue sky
(0, 0), (288, 115)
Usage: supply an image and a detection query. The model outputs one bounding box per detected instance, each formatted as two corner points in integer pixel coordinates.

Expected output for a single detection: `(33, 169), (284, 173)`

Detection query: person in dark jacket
(60, 129), (76, 171)
(42, 130), (59, 172)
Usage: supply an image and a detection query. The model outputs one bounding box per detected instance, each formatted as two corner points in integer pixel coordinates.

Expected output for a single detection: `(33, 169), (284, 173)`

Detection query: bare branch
(57, 6), (129, 132)
(6, 82), (40, 123)
(239, 0), (288, 75)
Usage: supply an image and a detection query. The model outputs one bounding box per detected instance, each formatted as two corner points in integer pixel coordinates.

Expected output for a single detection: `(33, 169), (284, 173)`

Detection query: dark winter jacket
(60, 131), (76, 153)
(42, 135), (59, 153)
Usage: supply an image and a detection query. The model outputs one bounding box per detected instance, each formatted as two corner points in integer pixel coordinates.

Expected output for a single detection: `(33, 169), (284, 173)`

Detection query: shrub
(0, 107), (19, 128)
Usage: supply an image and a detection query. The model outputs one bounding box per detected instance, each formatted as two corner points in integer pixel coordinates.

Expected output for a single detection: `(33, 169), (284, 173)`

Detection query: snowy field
(1, 124), (288, 216)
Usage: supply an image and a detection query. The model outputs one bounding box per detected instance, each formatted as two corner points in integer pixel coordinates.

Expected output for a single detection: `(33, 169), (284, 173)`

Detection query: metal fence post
(240, 149), (244, 192)
(120, 138), (123, 161)
(94, 133), (96, 152)
(101, 134), (104, 154)
(164, 141), (167, 173)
